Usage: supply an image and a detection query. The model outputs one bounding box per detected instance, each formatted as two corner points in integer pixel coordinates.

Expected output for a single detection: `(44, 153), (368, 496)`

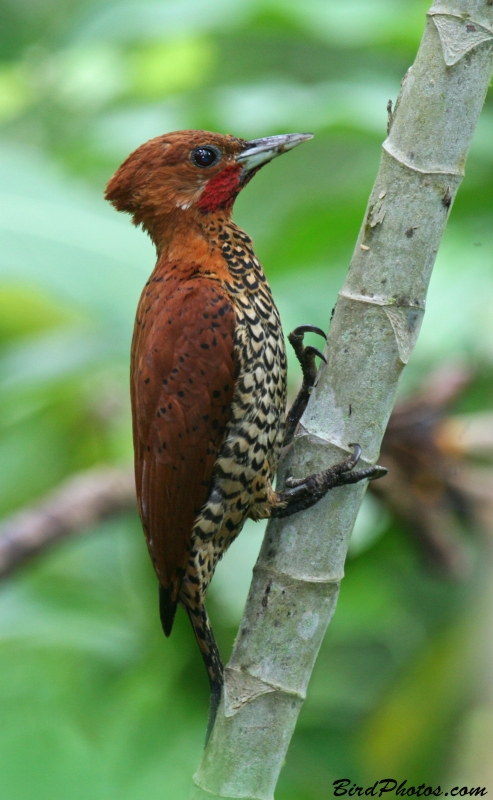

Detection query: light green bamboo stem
(191, 2), (493, 797)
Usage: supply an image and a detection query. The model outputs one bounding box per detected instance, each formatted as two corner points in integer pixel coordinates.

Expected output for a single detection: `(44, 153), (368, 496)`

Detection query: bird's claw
(337, 443), (387, 486)
(288, 324), (327, 384)
(283, 324), (328, 449)
(346, 443), (363, 468)
(285, 444), (362, 490)
(304, 345), (327, 365)
(291, 324), (327, 341)
(274, 443), (388, 518)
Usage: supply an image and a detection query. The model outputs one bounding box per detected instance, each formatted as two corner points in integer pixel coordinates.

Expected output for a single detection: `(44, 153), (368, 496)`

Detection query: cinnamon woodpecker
(105, 130), (386, 735)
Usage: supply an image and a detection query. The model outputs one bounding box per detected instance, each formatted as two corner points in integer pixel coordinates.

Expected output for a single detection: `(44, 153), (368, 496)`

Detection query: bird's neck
(151, 210), (243, 281)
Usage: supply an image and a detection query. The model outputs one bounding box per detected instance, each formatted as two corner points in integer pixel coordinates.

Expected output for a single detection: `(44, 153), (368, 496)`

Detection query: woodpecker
(105, 130), (386, 736)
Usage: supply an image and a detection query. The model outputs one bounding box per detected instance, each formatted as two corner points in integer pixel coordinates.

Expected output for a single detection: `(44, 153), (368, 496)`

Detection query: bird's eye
(191, 146), (220, 168)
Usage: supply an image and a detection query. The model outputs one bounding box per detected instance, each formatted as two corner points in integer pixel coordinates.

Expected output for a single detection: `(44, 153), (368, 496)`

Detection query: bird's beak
(236, 132), (313, 174)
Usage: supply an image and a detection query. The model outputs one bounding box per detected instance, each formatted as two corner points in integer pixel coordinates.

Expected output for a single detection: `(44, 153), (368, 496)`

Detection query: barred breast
(184, 220), (287, 596)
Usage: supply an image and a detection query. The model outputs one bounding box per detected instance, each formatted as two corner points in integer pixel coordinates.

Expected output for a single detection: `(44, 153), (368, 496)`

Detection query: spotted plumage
(130, 213), (287, 702)
(105, 129), (386, 740)
(188, 220), (287, 580)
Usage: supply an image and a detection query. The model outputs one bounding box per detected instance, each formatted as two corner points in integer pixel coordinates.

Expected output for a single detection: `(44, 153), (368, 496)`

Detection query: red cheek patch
(198, 165), (243, 212)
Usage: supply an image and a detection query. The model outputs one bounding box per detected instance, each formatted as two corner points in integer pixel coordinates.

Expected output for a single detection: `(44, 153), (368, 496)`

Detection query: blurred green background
(1, 0), (493, 797)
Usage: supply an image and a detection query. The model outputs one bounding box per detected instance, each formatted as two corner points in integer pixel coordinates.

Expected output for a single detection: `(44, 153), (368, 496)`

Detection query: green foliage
(0, 0), (492, 797)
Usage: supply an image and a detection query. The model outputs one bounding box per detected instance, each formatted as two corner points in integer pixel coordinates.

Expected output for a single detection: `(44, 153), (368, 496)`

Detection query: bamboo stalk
(191, 3), (493, 797)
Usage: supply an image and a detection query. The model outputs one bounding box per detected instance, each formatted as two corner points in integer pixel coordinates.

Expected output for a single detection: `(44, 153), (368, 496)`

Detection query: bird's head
(105, 129), (312, 243)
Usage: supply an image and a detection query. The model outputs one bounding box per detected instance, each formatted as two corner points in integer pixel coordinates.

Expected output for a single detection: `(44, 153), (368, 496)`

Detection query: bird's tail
(159, 584), (178, 637)
(185, 602), (224, 744)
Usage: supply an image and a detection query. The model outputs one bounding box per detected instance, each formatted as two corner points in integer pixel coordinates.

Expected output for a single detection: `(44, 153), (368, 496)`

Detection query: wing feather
(131, 275), (237, 603)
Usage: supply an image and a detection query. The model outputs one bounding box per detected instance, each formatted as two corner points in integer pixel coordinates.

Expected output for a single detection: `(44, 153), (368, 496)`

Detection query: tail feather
(159, 584), (178, 637)
(185, 602), (224, 744)
(159, 584), (224, 744)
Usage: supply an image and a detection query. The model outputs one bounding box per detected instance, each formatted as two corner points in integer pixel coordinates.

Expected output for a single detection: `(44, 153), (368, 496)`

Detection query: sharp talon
(304, 345), (327, 364)
(347, 443), (362, 463)
(291, 325), (327, 340)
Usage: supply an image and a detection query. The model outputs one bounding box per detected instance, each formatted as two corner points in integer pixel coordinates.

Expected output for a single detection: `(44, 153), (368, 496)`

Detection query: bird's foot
(288, 324), (327, 387)
(284, 325), (327, 448)
(272, 444), (388, 518)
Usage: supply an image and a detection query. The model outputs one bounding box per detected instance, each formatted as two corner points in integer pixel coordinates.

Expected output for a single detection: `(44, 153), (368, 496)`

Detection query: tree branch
(191, 3), (493, 798)
(0, 467), (135, 578)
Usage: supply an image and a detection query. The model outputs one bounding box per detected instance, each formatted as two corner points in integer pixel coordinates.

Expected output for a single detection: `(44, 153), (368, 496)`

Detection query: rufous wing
(131, 276), (237, 603)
